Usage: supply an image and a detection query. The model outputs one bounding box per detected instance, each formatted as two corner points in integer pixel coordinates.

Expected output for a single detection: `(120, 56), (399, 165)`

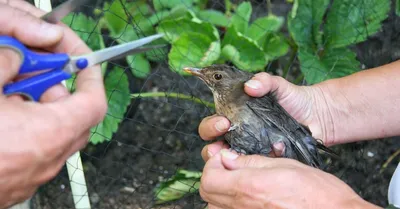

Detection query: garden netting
(24, 0), (400, 208)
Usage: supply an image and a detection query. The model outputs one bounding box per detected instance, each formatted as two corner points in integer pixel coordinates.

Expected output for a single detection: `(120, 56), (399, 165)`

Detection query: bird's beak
(183, 67), (203, 77)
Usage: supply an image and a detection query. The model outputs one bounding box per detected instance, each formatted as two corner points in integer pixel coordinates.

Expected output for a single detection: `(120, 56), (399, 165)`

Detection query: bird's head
(183, 64), (253, 97)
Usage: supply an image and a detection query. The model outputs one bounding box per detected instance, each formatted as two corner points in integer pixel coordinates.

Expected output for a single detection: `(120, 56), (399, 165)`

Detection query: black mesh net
(21, 0), (400, 208)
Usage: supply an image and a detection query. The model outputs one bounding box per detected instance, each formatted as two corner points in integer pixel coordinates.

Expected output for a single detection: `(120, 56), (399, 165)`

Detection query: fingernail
(41, 23), (63, 39)
(221, 149), (238, 160)
(273, 142), (285, 157)
(215, 120), (229, 132)
(245, 80), (262, 89)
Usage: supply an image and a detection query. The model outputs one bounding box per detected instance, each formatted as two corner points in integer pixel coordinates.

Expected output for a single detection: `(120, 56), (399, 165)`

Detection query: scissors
(1, 0), (165, 102)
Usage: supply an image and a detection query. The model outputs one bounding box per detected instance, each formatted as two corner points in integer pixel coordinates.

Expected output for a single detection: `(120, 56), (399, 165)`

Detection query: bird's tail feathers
(292, 136), (324, 168)
(316, 141), (340, 159)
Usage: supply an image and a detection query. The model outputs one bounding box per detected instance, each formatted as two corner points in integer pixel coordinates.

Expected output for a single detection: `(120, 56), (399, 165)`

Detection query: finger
(201, 141), (230, 162)
(219, 149), (276, 170)
(39, 83), (70, 103)
(199, 115), (230, 140)
(0, 48), (21, 87)
(272, 142), (285, 157)
(244, 72), (277, 97)
(0, 3), (64, 48)
(2, 0), (46, 17)
(200, 153), (239, 195)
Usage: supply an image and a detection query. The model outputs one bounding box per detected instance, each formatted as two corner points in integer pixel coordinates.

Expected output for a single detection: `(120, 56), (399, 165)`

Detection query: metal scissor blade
(109, 44), (167, 62)
(74, 34), (165, 67)
(41, 0), (88, 23)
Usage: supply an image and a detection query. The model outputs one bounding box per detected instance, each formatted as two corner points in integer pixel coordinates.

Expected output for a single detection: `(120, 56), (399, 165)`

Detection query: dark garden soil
(27, 0), (400, 208)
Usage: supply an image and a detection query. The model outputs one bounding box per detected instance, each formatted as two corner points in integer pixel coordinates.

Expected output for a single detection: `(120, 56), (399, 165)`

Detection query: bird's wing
(245, 94), (323, 167)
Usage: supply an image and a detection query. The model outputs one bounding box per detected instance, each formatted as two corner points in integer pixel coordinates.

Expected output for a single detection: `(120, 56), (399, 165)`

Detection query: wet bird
(184, 64), (337, 168)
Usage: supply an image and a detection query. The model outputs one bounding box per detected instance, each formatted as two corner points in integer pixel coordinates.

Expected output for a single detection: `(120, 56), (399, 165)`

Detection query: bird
(183, 64), (337, 169)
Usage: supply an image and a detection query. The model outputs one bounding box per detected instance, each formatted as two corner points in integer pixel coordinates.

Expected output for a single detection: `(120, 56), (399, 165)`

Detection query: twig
(130, 92), (215, 109)
(380, 149), (400, 173)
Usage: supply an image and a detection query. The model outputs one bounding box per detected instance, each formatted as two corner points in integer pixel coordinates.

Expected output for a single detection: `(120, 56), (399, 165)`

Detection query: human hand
(199, 72), (337, 161)
(200, 144), (381, 209)
(0, 1), (107, 208)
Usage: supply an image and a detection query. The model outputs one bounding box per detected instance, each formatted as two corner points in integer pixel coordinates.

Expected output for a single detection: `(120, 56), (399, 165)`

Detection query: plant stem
(282, 46), (298, 79)
(224, 0), (232, 16)
(267, 0), (272, 15)
(130, 92), (215, 109)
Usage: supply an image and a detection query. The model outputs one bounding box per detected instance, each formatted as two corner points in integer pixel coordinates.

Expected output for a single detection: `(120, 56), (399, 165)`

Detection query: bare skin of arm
(312, 60), (400, 145)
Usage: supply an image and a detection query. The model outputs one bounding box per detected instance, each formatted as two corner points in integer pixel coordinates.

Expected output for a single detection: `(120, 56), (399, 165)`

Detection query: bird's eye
(213, 73), (222, 80)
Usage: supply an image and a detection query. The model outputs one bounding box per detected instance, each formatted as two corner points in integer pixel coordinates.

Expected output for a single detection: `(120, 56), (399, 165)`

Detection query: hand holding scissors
(1, 33), (164, 101)
(1, 0), (165, 102)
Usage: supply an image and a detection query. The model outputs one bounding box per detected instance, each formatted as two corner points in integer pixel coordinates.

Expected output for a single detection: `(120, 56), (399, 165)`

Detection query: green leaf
(298, 47), (360, 85)
(165, 5), (193, 20)
(62, 13), (105, 91)
(127, 54), (151, 78)
(246, 15), (285, 41)
(144, 38), (169, 62)
(155, 169), (201, 204)
(323, 0), (390, 48)
(90, 67), (131, 144)
(231, 1), (252, 34)
(103, 0), (129, 37)
(127, 0), (152, 16)
(157, 17), (219, 43)
(153, 0), (195, 11)
(221, 26), (269, 72)
(287, 0), (329, 48)
(397, 0), (400, 16)
(260, 33), (290, 59)
(117, 25), (140, 43)
(168, 32), (221, 74)
(197, 9), (230, 27)
(139, 5), (193, 32)
(62, 13), (104, 51)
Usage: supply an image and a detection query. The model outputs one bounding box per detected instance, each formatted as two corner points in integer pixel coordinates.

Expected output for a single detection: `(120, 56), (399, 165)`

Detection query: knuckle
(254, 72), (271, 78)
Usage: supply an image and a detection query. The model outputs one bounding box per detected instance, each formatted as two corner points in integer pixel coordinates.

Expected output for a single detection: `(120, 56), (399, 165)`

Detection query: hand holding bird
(185, 64), (337, 168)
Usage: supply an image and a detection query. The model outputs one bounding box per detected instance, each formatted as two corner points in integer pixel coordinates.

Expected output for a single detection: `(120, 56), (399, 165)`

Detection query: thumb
(0, 48), (21, 87)
(219, 149), (274, 170)
(244, 72), (295, 100)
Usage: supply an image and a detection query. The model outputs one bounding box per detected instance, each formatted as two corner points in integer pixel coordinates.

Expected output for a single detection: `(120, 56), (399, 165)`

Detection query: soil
(25, 0), (400, 208)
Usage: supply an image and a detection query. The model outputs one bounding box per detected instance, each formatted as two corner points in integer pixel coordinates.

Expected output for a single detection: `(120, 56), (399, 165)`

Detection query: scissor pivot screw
(76, 58), (88, 69)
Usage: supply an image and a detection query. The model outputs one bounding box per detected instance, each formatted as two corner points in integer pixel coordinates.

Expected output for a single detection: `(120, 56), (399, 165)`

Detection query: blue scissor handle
(3, 68), (72, 101)
(0, 35), (70, 74)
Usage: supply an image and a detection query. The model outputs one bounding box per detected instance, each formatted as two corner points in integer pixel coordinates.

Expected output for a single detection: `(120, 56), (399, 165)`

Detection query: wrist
(303, 81), (345, 146)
